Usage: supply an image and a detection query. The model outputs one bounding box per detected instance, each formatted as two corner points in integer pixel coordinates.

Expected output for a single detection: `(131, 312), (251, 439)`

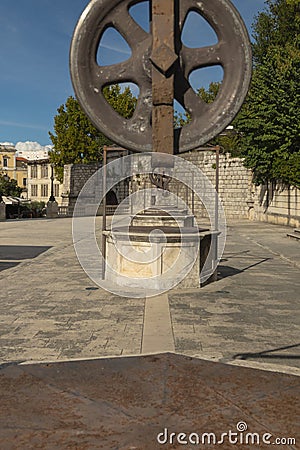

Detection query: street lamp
(49, 163), (56, 202)
(46, 163), (58, 218)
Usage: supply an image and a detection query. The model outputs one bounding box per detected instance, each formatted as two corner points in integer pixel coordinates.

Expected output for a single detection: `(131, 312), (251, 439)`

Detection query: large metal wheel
(70, 0), (252, 153)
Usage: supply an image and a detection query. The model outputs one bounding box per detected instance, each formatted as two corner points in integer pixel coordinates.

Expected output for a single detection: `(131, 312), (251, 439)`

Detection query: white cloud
(100, 42), (131, 55)
(0, 141), (14, 146)
(15, 141), (53, 153)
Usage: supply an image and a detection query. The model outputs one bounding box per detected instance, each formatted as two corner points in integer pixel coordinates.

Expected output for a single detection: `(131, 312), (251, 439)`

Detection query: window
(31, 165), (38, 178)
(31, 185), (38, 197)
(41, 184), (48, 197)
(23, 178), (27, 187)
(54, 184), (59, 197)
(3, 157), (8, 167)
(41, 165), (48, 178)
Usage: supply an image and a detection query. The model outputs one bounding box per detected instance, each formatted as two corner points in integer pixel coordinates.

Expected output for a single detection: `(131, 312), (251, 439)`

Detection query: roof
(1, 196), (28, 205)
(16, 157), (28, 162)
(27, 158), (50, 165)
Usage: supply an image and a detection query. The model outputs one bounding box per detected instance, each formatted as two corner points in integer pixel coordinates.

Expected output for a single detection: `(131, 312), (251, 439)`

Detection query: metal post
(215, 146), (220, 231)
(185, 183), (188, 210)
(101, 146), (107, 279)
(144, 179), (146, 210)
(49, 164), (56, 202)
(211, 145), (220, 281)
(191, 171), (195, 216)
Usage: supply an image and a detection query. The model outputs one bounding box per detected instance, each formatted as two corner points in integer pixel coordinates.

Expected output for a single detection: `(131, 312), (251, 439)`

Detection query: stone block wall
(62, 162), (129, 213)
(62, 163), (101, 211)
(251, 182), (300, 227)
(181, 150), (299, 227)
(182, 151), (252, 221)
(61, 151), (299, 227)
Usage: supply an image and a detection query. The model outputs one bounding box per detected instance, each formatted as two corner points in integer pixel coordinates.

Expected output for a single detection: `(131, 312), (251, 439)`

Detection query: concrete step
(287, 229), (300, 241)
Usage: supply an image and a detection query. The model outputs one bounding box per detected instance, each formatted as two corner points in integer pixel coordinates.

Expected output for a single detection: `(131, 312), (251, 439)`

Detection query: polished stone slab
(0, 354), (298, 449)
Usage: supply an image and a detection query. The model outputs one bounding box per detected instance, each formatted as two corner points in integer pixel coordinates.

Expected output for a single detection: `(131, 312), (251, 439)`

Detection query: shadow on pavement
(233, 343), (300, 361)
(218, 258), (272, 279)
(0, 245), (51, 261)
(218, 265), (242, 278)
(0, 262), (20, 273)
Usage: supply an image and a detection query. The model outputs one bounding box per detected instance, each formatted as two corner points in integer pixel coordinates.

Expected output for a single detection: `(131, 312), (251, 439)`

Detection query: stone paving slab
(142, 294), (175, 353)
(0, 218), (144, 362)
(0, 217), (299, 376)
(169, 222), (300, 371)
(0, 217), (299, 448)
(0, 354), (298, 450)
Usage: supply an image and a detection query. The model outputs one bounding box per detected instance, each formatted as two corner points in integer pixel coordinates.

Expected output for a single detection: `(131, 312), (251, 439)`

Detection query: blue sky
(0, 0), (266, 147)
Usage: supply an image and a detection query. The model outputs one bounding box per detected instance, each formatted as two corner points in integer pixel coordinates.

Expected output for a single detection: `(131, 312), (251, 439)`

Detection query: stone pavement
(1, 354), (299, 450)
(0, 217), (299, 375)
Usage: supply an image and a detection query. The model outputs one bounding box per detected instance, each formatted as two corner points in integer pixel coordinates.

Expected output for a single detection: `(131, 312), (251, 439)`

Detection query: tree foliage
(175, 0), (300, 183)
(197, 82), (220, 104)
(235, 0), (300, 186)
(174, 82), (241, 154)
(49, 85), (137, 182)
(0, 174), (22, 198)
(102, 84), (137, 119)
(174, 82), (221, 128)
(252, 0), (300, 65)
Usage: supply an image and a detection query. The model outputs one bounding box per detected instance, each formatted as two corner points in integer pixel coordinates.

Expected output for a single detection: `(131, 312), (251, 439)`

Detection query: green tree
(0, 175), (22, 199)
(174, 82), (241, 154)
(198, 82), (243, 155)
(103, 84), (137, 119)
(49, 85), (137, 182)
(197, 82), (220, 104)
(235, 0), (300, 186)
(252, 0), (300, 65)
(174, 82), (221, 128)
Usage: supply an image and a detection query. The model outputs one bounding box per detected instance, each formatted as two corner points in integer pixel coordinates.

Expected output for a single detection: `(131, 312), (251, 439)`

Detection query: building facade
(27, 159), (64, 205)
(15, 157), (28, 198)
(0, 144), (16, 181)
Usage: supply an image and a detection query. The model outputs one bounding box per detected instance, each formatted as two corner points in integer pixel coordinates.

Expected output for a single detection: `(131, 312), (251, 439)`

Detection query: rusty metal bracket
(149, 170), (172, 191)
(70, 0), (252, 154)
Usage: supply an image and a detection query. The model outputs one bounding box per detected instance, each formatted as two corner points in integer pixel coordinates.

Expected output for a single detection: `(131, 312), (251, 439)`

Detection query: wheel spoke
(128, 84), (152, 133)
(93, 59), (138, 89)
(174, 66), (208, 118)
(112, 4), (149, 51)
(181, 42), (225, 77)
(184, 87), (210, 119)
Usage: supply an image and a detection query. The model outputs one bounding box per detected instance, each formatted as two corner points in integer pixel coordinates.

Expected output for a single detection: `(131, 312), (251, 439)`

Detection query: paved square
(0, 217), (299, 374)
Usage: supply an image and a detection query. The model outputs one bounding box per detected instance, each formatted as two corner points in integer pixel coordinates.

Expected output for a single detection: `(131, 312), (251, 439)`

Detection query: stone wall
(251, 182), (300, 228)
(182, 151), (252, 220)
(61, 152), (300, 227)
(62, 161), (129, 213)
(182, 151), (299, 227)
(62, 163), (101, 211)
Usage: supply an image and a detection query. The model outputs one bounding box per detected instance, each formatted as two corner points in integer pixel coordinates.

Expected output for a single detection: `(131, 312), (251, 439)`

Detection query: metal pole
(144, 179), (146, 210)
(191, 171), (195, 215)
(101, 146), (107, 279)
(215, 146), (220, 231)
(185, 183), (188, 211)
(49, 164), (55, 202)
(211, 145), (220, 281)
